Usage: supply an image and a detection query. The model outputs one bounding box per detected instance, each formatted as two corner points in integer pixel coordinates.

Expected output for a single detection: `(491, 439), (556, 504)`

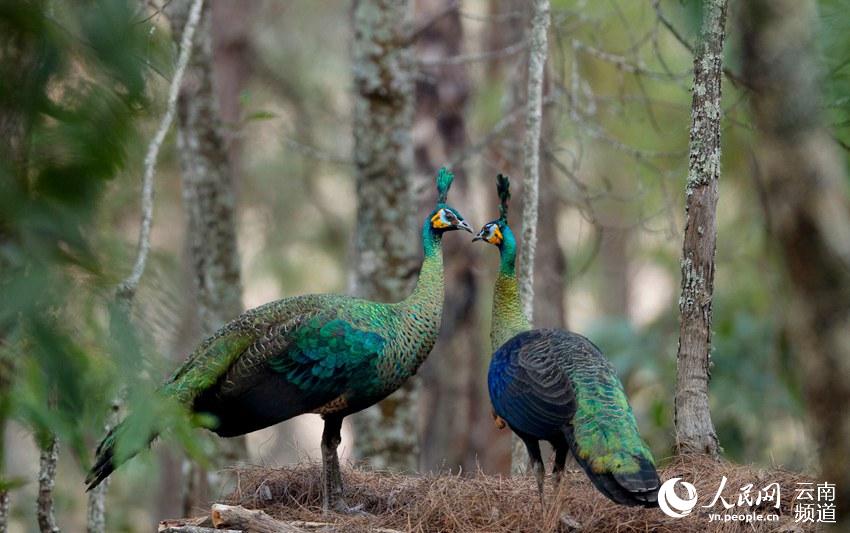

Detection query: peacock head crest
(473, 174), (512, 247)
(429, 167), (472, 234)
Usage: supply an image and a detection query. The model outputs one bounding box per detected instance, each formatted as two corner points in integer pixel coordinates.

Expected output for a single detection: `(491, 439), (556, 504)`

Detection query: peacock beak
(457, 220), (473, 233)
(472, 230), (485, 242)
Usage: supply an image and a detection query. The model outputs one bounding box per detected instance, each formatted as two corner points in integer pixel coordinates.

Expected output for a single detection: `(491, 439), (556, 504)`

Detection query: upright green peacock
(86, 168), (472, 513)
(474, 174), (659, 507)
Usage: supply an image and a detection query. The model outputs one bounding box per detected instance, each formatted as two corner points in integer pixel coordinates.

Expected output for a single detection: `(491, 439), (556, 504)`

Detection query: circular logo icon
(658, 477), (698, 518)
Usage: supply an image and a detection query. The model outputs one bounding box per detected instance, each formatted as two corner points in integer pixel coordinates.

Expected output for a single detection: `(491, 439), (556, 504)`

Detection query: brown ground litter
(218, 455), (820, 532)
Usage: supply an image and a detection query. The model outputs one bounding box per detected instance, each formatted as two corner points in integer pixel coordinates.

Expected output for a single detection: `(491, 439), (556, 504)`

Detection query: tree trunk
(673, 0), (726, 457)
(741, 0), (850, 523)
(36, 435), (59, 533)
(349, 0), (419, 471)
(512, 0), (550, 474)
(412, 0), (481, 473)
(516, 0), (550, 325)
(169, 0), (248, 512)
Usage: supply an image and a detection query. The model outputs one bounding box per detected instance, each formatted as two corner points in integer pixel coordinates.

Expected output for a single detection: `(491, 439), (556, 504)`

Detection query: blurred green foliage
(0, 0), (147, 455)
(0, 2), (201, 528)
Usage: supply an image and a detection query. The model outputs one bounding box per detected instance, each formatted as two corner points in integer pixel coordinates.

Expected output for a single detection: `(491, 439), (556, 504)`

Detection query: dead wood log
(210, 504), (309, 533)
(158, 515), (218, 532)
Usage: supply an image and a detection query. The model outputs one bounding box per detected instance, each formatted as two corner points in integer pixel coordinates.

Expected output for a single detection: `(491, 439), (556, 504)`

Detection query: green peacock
(86, 168), (472, 513)
(473, 174), (659, 507)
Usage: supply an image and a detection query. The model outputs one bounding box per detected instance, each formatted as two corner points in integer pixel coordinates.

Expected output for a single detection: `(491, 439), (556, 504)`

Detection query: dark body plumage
(489, 329), (659, 506)
(476, 174), (659, 508)
(86, 169), (471, 513)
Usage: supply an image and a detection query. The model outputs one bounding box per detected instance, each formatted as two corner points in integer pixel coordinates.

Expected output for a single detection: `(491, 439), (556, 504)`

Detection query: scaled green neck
(490, 225), (531, 350)
(404, 216), (445, 308)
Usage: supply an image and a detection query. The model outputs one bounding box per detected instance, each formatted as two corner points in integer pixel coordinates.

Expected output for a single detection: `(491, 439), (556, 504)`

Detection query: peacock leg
(551, 440), (569, 488)
(522, 437), (546, 508)
(321, 415), (345, 513)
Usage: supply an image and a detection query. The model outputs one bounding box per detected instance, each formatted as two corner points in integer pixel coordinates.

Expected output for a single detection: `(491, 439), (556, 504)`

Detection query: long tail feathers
(568, 434), (660, 507)
(85, 425), (120, 491)
(85, 421), (156, 492)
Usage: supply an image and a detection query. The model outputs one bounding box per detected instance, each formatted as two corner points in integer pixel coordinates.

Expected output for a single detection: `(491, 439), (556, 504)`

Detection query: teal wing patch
(268, 317), (385, 395)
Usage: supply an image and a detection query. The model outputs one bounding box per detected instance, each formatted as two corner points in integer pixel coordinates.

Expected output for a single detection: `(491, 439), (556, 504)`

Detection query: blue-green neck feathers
(491, 223), (531, 350)
(486, 174), (531, 350)
(497, 224), (517, 276)
(421, 210), (444, 259)
(409, 215), (444, 301)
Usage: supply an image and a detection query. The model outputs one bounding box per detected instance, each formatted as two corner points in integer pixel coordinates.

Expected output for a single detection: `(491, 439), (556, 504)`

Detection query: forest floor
(168, 455), (819, 532)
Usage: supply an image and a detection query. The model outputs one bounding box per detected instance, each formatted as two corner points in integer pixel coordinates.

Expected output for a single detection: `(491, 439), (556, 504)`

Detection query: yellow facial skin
(487, 225), (503, 245)
(431, 211), (451, 229)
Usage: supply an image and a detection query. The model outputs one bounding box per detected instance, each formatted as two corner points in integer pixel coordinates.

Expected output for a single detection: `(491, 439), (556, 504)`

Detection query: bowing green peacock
(86, 168), (472, 513)
(474, 174), (659, 507)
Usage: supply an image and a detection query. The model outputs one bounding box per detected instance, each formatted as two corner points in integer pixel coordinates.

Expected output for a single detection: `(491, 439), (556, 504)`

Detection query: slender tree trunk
(516, 0), (550, 325)
(174, 1), (244, 335)
(349, 0), (419, 471)
(673, 0), (726, 457)
(742, 0), (850, 524)
(169, 0), (248, 513)
(412, 0), (481, 473)
(512, 0), (550, 474)
(36, 435), (59, 533)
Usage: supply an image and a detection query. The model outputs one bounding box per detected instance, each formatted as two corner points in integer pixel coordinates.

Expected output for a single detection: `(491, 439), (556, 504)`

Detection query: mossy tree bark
(517, 0), (550, 326)
(513, 0), (550, 474)
(349, 0), (419, 471)
(169, 0), (248, 512)
(673, 0), (726, 457)
(36, 435), (59, 533)
(742, 0), (850, 524)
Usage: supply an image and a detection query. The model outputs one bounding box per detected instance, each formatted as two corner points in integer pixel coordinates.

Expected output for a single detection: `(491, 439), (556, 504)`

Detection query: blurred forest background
(1, 0), (849, 531)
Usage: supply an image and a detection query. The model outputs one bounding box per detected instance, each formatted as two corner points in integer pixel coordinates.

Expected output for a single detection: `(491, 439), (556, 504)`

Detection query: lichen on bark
(349, 0), (419, 471)
(36, 435), (59, 533)
(517, 0), (551, 326)
(170, 0), (248, 511)
(674, 0), (726, 456)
